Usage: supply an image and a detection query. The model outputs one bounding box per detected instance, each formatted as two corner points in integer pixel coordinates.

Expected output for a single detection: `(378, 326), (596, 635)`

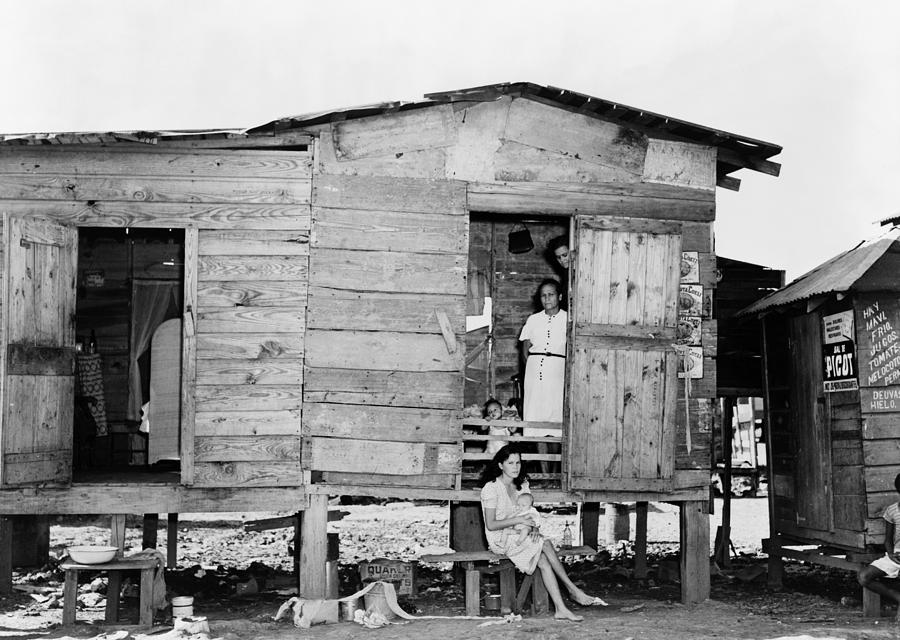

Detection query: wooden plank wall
(674, 221), (717, 471)
(303, 174), (466, 488)
(855, 293), (900, 547)
(0, 143), (313, 488)
(308, 97), (718, 490)
(768, 308), (866, 549)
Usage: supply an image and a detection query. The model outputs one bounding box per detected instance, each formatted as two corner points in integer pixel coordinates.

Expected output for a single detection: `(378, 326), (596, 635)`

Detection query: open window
(73, 227), (184, 481)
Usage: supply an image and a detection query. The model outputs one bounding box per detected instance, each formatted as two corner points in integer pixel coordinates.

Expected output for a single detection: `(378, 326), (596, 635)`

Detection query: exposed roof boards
(1, 82), (780, 190)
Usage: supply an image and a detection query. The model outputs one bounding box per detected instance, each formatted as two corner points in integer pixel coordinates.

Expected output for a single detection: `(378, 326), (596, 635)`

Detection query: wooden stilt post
(0, 517), (11, 594)
(167, 514), (178, 568)
(679, 500), (710, 604)
(634, 502), (648, 579)
(299, 494), (328, 598)
(605, 503), (630, 544)
(716, 397), (734, 568)
(761, 319), (784, 588)
(110, 514), (127, 557)
(581, 502), (600, 549)
(142, 514), (159, 549)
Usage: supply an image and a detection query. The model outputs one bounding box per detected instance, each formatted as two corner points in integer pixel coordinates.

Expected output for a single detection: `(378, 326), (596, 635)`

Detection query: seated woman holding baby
(479, 444), (606, 621)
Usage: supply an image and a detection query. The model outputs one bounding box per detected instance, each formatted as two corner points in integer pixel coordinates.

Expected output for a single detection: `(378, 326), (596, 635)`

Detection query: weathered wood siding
(1, 217), (77, 485)
(309, 97), (717, 491)
(0, 142), (313, 488)
(855, 293), (900, 547)
(303, 174), (466, 487)
(568, 216), (682, 491)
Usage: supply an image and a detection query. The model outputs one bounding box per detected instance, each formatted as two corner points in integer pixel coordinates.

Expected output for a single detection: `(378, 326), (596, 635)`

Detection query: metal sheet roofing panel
(739, 227), (900, 316)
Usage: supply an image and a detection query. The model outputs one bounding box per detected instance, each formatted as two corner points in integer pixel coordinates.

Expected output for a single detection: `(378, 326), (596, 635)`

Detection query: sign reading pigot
(822, 310), (859, 393)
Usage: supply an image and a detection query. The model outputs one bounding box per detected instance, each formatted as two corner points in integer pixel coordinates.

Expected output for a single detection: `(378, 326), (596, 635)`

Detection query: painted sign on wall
(822, 309), (858, 392)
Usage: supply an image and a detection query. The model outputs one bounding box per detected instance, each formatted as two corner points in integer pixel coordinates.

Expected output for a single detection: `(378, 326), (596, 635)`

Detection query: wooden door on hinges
(567, 215), (681, 492)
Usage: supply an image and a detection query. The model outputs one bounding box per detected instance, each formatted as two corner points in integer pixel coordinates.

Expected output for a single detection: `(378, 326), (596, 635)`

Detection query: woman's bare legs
(540, 539), (595, 605)
(536, 554), (582, 621)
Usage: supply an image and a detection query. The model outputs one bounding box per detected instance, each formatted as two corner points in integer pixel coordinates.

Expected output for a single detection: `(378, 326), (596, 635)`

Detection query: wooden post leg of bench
(499, 566), (515, 614)
(863, 587), (881, 618)
(63, 569), (78, 625)
(516, 574), (533, 612)
(463, 561), (480, 617)
(139, 566), (155, 627)
(105, 570), (122, 622)
(532, 570), (549, 615)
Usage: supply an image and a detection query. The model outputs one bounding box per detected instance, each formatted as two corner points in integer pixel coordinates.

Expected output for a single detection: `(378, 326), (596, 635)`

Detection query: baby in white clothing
(508, 492), (542, 545)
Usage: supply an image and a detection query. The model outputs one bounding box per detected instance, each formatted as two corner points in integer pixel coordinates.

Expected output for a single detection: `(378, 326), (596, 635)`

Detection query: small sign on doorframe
(677, 345), (703, 379)
(83, 270), (105, 288)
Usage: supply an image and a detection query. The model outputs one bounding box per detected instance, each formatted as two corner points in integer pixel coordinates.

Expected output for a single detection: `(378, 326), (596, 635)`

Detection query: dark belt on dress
(528, 352), (566, 358)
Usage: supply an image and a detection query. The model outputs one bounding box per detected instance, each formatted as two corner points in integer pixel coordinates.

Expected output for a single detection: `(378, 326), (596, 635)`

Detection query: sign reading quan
(822, 310), (859, 393)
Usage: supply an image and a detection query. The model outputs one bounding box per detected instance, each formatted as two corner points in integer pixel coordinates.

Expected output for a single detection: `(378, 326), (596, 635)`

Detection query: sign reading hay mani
(822, 310), (858, 393)
(858, 297), (900, 388)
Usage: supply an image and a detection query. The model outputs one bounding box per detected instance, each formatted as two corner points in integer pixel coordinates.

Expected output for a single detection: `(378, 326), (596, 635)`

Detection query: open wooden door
(567, 216), (681, 492)
(303, 175), (466, 488)
(0, 215), (76, 486)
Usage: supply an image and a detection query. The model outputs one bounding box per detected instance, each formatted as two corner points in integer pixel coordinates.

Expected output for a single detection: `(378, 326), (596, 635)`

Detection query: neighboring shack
(741, 227), (900, 608)
(0, 83), (781, 603)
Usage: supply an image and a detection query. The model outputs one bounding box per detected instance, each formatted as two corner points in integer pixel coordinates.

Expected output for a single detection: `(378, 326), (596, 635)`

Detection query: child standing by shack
(858, 472), (900, 619)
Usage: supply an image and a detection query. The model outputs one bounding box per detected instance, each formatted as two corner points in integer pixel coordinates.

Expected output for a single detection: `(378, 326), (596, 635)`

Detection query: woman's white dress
(480, 478), (543, 574)
(519, 309), (567, 436)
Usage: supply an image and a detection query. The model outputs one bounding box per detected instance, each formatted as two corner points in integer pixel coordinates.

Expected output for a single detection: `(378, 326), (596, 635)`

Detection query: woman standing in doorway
(520, 279), (567, 424)
(519, 280), (566, 473)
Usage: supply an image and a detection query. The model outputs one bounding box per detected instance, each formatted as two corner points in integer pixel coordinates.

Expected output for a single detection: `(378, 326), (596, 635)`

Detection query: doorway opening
(73, 227), (184, 483)
(463, 213), (570, 487)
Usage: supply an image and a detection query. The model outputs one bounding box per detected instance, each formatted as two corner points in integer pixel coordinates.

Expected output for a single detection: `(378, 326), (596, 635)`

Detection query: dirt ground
(1, 498), (897, 640)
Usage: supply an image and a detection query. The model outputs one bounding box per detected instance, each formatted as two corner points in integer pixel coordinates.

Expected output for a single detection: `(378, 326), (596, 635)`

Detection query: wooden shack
(741, 227), (900, 606)
(0, 82), (781, 603)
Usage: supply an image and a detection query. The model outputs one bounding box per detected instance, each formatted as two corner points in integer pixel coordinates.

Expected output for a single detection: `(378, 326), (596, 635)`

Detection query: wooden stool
(61, 557), (158, 627)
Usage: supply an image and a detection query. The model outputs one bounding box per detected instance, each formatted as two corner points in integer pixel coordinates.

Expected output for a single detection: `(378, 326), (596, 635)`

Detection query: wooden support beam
(679, 500), (710, 604)
(142, 514), (159, 549)
(167, 514), (178, 568)
(716, 175), (741, 191)
(0, 517), (11, 594)
(717, 148), (781, 177)
(110, 515), (127, 556)
(605, 503), (630, 544)
(581, 502), (600, 549)
(716, 398), (735, 568)
(761, 319), (784, 589)
(634, 502), (648, 579)
(299, 495), (328, 598)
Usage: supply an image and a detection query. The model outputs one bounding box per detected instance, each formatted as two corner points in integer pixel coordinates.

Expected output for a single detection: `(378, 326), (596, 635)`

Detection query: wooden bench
(61, 557), (159, 628)
(421, 545), (595, 616)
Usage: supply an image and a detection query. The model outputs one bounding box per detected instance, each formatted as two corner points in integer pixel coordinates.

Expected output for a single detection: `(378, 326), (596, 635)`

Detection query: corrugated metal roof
(739, 227), (900, 316)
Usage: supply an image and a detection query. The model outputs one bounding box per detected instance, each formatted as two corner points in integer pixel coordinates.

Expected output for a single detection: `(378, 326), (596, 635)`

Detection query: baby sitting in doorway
(483, 398), (518, 455)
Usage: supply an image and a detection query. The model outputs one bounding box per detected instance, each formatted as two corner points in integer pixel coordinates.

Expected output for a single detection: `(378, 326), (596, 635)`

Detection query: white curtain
(127, 280), (180, 421)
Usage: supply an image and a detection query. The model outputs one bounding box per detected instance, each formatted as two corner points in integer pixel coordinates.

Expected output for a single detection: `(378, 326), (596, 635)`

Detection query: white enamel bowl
(68, 545), (118, 564)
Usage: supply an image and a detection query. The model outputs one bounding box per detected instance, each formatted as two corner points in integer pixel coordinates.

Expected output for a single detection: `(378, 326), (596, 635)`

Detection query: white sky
(2, 0), (898, 281)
